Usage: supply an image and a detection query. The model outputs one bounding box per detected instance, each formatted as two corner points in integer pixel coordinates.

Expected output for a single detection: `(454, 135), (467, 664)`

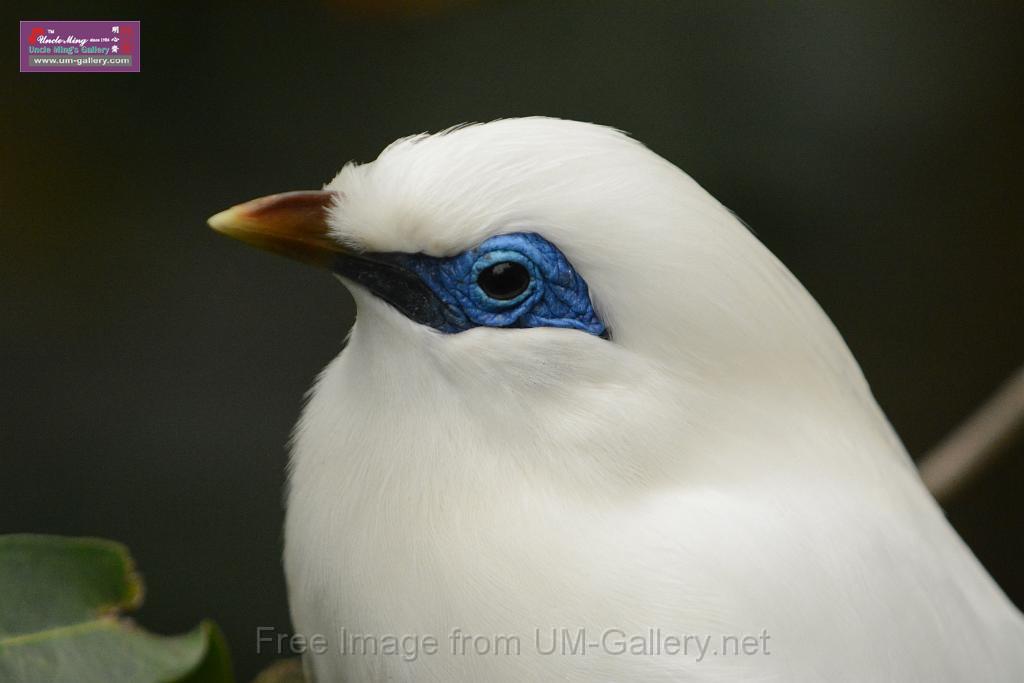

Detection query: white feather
(284, 117), (1024, 681)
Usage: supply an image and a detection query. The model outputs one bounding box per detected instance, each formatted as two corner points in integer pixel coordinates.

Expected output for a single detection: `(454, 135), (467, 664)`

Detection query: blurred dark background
(3, 1), (1022, 679)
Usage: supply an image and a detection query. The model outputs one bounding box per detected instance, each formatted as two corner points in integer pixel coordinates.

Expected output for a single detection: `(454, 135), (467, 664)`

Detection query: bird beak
(208, 189), (463, 331)
(207, 190), (343, 268)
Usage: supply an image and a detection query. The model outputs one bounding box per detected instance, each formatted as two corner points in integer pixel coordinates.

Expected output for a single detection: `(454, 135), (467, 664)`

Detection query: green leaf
(0, 534), (234, 683)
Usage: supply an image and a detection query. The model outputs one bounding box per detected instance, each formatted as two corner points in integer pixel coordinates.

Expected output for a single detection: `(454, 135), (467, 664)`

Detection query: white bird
(210, 118), (1024, 682)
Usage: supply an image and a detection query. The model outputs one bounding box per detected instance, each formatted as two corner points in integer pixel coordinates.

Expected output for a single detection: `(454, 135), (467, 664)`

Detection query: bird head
(210, 118), (868, 484)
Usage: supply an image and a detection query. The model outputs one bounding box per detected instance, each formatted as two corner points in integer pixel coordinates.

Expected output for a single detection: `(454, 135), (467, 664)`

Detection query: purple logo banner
(20, 20), (140, 73)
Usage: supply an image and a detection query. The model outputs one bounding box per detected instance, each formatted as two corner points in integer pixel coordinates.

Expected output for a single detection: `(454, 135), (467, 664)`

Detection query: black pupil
(478, 261), (531, 300)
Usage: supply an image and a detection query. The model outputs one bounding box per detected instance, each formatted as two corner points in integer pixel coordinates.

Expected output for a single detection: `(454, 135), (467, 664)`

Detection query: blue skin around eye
(390, 233), (607, 337)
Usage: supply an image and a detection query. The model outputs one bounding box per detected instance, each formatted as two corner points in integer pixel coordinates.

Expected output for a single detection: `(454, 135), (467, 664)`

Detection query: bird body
(212, 118), (1024, 681)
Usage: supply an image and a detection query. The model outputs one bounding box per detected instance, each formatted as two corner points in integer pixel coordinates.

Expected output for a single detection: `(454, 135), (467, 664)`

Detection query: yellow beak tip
(207, 207), (240, 234)
(205, 190), (341, 267)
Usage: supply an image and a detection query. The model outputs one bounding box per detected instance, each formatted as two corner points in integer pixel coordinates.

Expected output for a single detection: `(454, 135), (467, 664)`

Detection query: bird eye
(476, 261), (531, 301)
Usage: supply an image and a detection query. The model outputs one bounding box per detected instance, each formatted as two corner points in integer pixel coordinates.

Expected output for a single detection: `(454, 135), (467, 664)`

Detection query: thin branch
(919, 365), (1024, 503)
